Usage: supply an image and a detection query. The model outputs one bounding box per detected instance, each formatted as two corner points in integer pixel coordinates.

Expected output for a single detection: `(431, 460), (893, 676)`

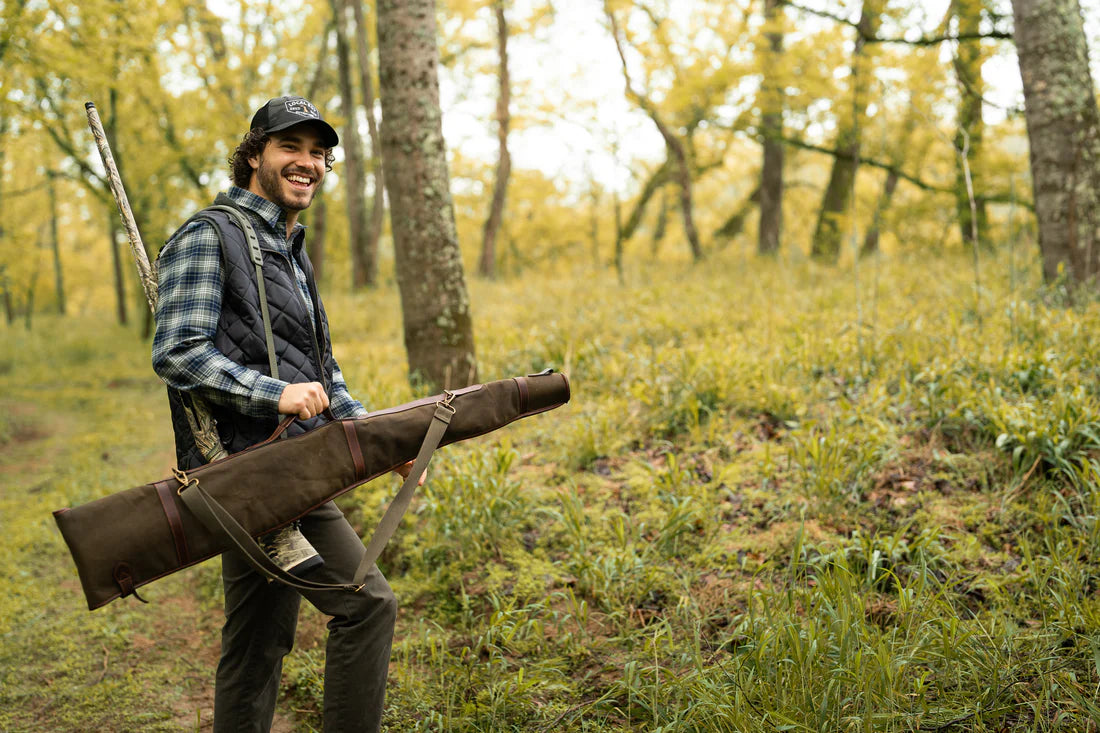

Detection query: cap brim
(266, 119), (339, 148)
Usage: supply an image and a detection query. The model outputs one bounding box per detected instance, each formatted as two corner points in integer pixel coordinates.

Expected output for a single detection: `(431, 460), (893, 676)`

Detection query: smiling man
(152, 96), (398, 733)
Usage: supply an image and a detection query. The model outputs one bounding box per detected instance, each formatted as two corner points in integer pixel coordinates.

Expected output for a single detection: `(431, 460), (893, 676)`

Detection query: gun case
(54, 371), (569, 610)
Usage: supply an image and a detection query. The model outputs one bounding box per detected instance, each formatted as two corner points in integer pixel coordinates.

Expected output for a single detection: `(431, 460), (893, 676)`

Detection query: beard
(255, 157), (317, 212)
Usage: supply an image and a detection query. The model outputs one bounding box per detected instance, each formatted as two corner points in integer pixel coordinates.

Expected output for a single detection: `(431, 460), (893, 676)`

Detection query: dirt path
(0, 399), (300, 732)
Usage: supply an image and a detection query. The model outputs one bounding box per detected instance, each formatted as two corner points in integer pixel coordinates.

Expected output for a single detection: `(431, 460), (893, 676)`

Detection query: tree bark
(953, 0), (989, 248)
(350, 0), (386, 266)
(1012, 0), (1100, 287)
(478, 0), (512, 279)
(377, 0), (477, 390)
(333, 0), (375, 289)
(810, 0), (882, 262)
(758, 0), (785, 255)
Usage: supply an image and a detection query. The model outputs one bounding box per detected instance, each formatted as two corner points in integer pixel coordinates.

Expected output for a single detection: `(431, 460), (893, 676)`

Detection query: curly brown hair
(228, 127), (335, 188)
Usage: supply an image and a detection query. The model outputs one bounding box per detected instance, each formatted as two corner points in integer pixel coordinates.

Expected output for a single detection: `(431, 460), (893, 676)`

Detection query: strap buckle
(172, 467), (200, 496)
(439, 389), (457, 415)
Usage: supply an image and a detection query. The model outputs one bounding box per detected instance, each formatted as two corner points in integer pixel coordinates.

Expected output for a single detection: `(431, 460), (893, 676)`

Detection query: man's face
(248, 125), (328, 212)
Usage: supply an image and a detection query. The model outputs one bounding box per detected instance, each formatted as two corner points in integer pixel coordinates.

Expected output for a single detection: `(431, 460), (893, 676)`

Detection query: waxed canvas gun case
(54, 371), (569, 610)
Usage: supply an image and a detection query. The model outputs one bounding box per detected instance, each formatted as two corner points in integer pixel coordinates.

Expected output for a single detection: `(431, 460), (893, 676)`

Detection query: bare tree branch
(751, 127), (1034, 210)
(778, 0), (1012, 44)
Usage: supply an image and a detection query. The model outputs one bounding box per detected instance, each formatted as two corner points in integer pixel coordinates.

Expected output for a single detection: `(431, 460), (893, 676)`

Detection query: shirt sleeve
(151, 219), (288, 418)
(328, 358), (368, 418)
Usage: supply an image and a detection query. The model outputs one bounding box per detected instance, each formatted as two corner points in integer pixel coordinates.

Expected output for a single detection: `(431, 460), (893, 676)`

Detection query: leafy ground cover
(3, 250), (1100, 731)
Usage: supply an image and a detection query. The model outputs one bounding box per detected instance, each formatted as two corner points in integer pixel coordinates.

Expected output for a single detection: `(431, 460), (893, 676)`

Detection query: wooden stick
(84, 102), (158, 312)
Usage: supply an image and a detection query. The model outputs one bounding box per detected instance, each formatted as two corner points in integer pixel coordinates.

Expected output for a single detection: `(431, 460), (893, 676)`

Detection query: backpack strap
(199, 202), (280, 385)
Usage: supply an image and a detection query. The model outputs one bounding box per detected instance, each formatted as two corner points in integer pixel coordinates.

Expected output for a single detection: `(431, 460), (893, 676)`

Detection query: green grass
(4, 247), (1100, 731)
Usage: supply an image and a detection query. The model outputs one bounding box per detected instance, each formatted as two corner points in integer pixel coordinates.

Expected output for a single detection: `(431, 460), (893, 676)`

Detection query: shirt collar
(226, 186), (306, 248)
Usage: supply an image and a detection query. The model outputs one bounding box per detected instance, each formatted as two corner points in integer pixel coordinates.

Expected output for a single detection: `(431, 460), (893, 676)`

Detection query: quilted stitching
(169, 207), (335, 468)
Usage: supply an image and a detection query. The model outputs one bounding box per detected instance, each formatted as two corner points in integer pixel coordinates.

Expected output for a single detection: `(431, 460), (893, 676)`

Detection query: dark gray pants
(213, 501), (397, 733)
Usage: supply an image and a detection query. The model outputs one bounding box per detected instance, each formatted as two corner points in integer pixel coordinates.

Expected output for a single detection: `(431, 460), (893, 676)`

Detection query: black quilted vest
(165, 194), (334, 470)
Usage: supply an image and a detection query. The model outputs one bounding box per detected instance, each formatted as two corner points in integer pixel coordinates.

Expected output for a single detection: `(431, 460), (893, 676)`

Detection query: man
(153, 96), (403, 733)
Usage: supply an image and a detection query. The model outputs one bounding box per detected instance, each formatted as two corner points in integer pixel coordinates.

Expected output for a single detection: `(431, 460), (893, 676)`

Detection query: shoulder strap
(200, 204), (280, 384)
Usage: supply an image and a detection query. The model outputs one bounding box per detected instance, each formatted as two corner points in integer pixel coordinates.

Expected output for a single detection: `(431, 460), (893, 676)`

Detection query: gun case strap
(175, 399), (455, 592)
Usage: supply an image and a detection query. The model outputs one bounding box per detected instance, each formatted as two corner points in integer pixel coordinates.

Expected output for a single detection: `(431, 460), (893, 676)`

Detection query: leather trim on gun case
(53, 371), (570, 610)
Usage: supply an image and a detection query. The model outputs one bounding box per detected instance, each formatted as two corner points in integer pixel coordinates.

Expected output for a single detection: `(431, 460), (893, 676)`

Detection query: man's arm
(152, 219), (289, 417)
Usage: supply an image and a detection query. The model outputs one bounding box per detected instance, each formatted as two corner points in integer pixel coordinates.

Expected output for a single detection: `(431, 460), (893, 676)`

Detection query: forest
(3, 0), (1100, 730)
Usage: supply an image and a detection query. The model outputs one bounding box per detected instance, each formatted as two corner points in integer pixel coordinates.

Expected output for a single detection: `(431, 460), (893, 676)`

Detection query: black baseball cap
(249, 96), (339, 148)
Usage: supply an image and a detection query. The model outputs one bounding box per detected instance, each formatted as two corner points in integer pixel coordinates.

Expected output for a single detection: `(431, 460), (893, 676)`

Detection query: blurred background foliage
(0, 0), (1066, 325)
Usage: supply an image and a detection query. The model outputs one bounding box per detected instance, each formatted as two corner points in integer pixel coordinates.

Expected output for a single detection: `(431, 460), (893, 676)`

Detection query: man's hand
(394, 460), (427, 486)
(278, 382), (330, 420)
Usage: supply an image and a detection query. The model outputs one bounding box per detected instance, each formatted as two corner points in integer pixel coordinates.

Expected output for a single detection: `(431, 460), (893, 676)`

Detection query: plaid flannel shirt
(152, 186), (366, 419)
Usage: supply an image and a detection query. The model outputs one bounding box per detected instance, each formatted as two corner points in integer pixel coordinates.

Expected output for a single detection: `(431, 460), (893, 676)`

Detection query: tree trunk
(479, 0), (512, 279)
(668, 141), (703, 262)
(350, 0), (386, 264)
(953, 0), (989, 248)
(303, 27), (330, 290)
(588, 173), (601, 268)
(1, 272), (12, 325)
(311, 188), (327, 287)
(107, 212), (128, 326)
(334, 0), (375, 289)
(377, 0), (477, 390)
(48, 172), (65, 314)
(23, 246), (39, 331)
(861, 169), (899, 256)
(757, 0), (785, 255)
(622, 159), (672, 242)
(23, 273), (36, 331)
(1012, 0), (1100, 287)
(862, 102), (918, 257)
(306, 25), (331, 101)
(810, 1), (882, 262)
(613, 187), (624, 284)
(0, 112), (7, 325)
(651, 186), (668, 256)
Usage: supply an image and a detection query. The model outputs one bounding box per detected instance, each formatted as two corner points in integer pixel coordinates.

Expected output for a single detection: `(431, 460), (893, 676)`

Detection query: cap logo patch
(284, 98), (320, 119)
